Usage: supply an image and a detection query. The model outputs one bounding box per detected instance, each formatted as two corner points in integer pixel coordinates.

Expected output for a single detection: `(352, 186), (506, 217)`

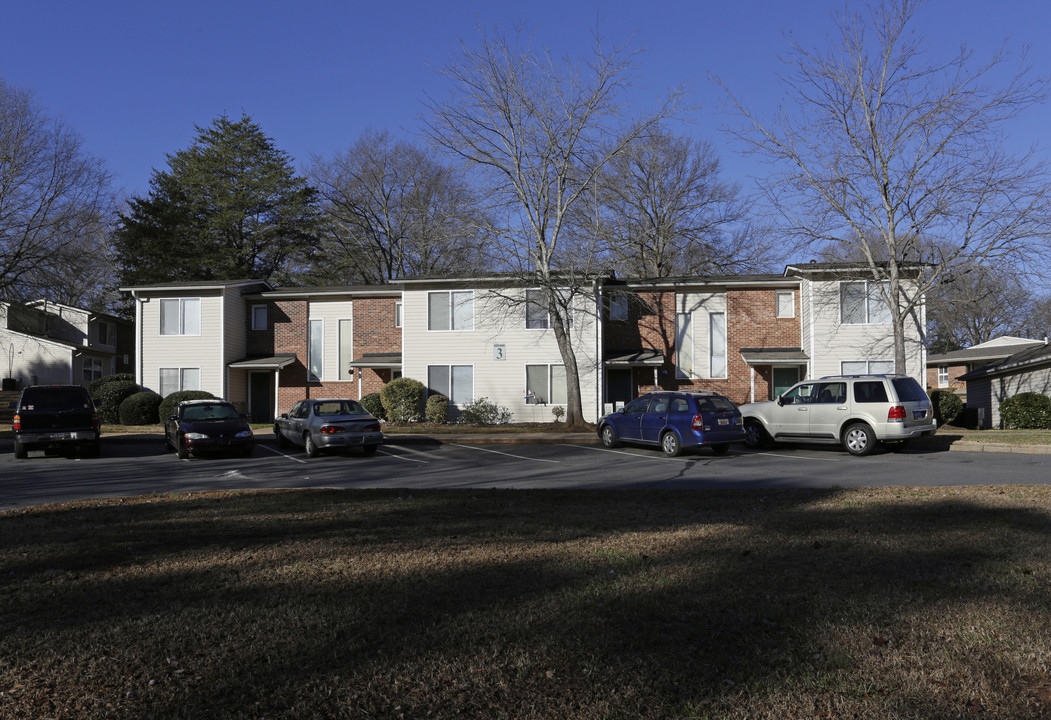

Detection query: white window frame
(938, 366), (949, 388)
(251, 304), (267, 331)
(339, 319), (354, 381)
(709, 312), (727, 379)
(524, 364), (568, 405)
(526, 289), (550, 329)
(676, 312), (694, 379)
(427, 364), (474, 405)
(159, 298), (201, 336)
(308, 319), (323, 382)
(775, 290), (795, 319)
(159, 367), (201, 397)
(428, 291), (474, 331)
(840, 281), (892, 325)
(82, 357), (103, 384)
(841, 360), (896, 375)
(394, 301), (403, 328)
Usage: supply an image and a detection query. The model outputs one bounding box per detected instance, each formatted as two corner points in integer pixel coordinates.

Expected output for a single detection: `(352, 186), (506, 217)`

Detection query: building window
(159, 367), (201, 397)
(251, 305), (267, 331)
(775, 290), (795, 318)
(938, 366), (949, 387)
(394, 301), (403, 328)
(840, 281), (892, 324)
(339, 319), (353, 381)
(308, 319), (323, 381)
(609, 295), (629, 322)
(842, 360), (896, 375)
(93, 321), (116, 346)
(676, 312), (694, 379)
(710, 312), (727, 378)
(428, 291), (473, 331)
(526, 289), (550, 329)
(525, 364), (567, 405)
(82, 358), (103, 384)
(160, 298), (201, 336)
(427, 365), (473, 405)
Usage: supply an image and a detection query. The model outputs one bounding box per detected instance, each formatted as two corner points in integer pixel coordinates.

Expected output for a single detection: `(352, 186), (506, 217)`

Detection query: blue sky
(4, 0), (1050, 199)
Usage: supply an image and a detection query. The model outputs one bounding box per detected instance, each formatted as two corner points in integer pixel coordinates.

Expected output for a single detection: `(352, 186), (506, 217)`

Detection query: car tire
(14, 441), (28, 460)
(843, 423), (876, 456)
(661, 431), (683, 457)
(275, 427), (289, 448)
(304, 433), (319, 458)
(600, 425), (620, 448)
(743, 419), (770, 449)
(711, 443), (730, 455)
(362, 444), (378, 456)
(176, 438), (189, 460)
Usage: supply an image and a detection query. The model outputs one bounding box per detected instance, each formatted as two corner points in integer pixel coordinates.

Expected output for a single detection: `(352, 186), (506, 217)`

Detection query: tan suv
(738, 374), (936, 456)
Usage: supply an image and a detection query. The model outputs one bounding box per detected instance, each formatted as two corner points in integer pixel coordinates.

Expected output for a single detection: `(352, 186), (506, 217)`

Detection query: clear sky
(3, 0), (1050, 200)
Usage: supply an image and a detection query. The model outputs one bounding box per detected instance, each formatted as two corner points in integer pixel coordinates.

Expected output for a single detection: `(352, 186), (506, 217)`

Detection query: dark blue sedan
(597, 391), (746, 456)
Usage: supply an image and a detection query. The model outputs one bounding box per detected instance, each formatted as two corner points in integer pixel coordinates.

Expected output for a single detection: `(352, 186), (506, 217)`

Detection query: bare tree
(722, 0), (1051, 371)
(0, 78), (113, 305)
(424, 27), (682, 426)
(581, 128), (765, 277)
(926, 267), (1038, 351)
(305, 129), (491, 285)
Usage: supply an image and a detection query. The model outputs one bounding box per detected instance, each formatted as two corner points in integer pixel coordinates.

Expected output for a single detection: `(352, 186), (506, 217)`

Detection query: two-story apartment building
(1, 300), (133, 389)
(122, 263), (928, 424)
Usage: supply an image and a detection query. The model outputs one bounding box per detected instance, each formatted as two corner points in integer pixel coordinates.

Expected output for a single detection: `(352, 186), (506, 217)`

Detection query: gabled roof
(784, 261), (931, 278)
(958, 341), (1051, 381)
(119, 279), (272, 292)
(929, 338), (1044, 365)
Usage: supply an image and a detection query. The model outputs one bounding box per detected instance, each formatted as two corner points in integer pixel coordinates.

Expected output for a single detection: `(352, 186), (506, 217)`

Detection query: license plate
(913, 410), (926, 419)
(718, 418), (729, 425)
(52, 433), (70, 440)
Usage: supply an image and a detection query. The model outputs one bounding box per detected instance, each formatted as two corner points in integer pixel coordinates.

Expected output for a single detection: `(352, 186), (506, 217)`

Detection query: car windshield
(181, 404), (241, 421)
(314, 401), (368, 416)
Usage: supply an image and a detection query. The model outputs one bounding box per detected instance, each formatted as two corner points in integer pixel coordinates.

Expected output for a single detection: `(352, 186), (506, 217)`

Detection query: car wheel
(843, 423), (876, 456)
(14, 441), (28, 460)
(362, 444), (378, 456)
(176, 438), (189, 460)
(274, 426), (289, 448)
(711, 443), (730, 455)
(304, 433), (319, 458)
(600, 425), (619, 448)
(661, 431), (682, 457)
(743, 419), (770, 449)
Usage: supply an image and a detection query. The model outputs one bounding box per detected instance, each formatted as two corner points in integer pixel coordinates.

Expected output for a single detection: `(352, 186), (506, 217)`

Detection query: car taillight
(320, 425), (344, 434)
(91, 411), (99, 430)
(365, 422), (380, 432)
(691, 414), (705, 431)
(888, 405), (906, 421)
(12, 413), (20, 431)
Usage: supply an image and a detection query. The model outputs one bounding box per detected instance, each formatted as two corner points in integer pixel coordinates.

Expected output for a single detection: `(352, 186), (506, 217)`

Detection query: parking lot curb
(947, 442), (1051, 455)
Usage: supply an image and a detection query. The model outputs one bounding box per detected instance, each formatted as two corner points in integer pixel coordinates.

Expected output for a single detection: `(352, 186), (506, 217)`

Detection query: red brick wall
(926, 363), (968, 395)
(605, 287), (802, 406)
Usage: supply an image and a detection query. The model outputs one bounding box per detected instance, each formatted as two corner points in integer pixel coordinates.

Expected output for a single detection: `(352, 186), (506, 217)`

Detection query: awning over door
(228, 354), (297, 370)
(348, 352), (402, 369)
(604, 349), (664, 366)
(738, 347), (809, 365)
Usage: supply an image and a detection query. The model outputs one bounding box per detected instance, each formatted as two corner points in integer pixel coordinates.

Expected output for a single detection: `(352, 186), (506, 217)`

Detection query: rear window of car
(19, 387), (93, 411)
(891, 377), (927, 403)
(853, 381), (889, 403)
(696, 396), (736, 413)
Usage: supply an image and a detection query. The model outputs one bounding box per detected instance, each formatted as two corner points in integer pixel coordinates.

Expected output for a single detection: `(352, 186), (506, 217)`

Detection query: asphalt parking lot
(2, 432), (1050, 510)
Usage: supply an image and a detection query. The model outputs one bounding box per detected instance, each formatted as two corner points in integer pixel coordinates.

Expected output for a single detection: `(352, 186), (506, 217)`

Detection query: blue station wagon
(597, 390), (746, 456)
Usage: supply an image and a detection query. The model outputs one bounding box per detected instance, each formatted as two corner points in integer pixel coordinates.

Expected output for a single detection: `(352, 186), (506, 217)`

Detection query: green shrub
(999, 392), (1051, 429)
(361, 392), (387, 421)
(457, 397), (513, 425)
(929, 390), (964, 427)
(426, 394), (450, 424)
(551, 405), (566, 422)
(158, 390), (216, 423)
(118, 391), (163, 425)
(94, 380), (140, 424)
(380, 377), (427, 423)
(89, 372), (136, 397)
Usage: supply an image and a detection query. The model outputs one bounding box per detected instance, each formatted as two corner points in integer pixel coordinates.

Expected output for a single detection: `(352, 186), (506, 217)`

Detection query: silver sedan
(274, 398), (383, 457)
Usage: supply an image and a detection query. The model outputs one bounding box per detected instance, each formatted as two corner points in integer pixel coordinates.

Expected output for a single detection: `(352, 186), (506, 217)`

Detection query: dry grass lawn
(2, 487), (1051, 719)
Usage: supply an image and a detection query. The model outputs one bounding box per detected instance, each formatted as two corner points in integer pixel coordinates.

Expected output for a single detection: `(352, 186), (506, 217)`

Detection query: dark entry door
(606, 368), (632, 408)
(249, 372), (273, 423)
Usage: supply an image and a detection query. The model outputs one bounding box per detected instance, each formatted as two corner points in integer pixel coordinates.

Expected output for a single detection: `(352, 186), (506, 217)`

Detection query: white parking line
(569, 444), (841, 462)
(258, 444), (308, 464)
(376, 447), (429, 463)
(449, 443), (561, 463)
(567, 444), (738, 462)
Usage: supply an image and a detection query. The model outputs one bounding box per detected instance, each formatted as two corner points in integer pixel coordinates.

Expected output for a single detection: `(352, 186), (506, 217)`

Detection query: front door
(772, 367), (799, 399)
(606, 369), (632, 409)
(248, 372), (273, 423)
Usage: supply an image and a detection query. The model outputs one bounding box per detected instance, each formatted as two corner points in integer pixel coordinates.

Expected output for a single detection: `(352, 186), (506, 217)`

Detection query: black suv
(11, 385), (101, 459)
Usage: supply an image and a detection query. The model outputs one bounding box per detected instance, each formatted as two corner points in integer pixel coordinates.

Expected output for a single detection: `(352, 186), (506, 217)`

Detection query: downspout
(219, 291), (227, 400)
(133, 291), (143, 389)
(594, 276), (604, 422)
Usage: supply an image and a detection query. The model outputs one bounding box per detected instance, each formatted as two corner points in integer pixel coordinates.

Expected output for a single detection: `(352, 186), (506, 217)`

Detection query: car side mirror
(8, 401), (15, 410)
(618, 407), (627, 414)
(279, 413), (288, 419)
(167, 415), (177, 422)
(776, 396), (785, 407)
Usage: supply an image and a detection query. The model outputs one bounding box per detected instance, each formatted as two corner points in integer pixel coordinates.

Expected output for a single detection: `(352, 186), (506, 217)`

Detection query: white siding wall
(402, 288), (601, 422)
(139, 291), (224, 396)
(989, 367), (1051, 429)
(806, 279), (925, 383)
(308, 299), (354, 382)
(0, 329), (72, 385)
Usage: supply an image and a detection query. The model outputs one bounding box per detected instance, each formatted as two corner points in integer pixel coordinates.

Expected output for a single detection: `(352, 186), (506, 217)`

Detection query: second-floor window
(609, 295), (629, 322)
(160, 298), (201, 336)
(251, 305), (267, 331)
(710, 312), (727, 378)
(775, 290), (795, 318)
(92, 321), (117, 345)
(840, 281), (892, 324)
(308, 319), (323, 381)
(395, 301), (403, 328)
(428, 291), (473, 331)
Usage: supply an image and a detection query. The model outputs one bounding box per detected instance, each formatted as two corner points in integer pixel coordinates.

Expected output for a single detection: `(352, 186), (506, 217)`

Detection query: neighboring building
(122, 263), (929, 425)
(959, 339), (1051, 429)
(0, 300), (133, 389)
(926, 336), (1044, 400)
